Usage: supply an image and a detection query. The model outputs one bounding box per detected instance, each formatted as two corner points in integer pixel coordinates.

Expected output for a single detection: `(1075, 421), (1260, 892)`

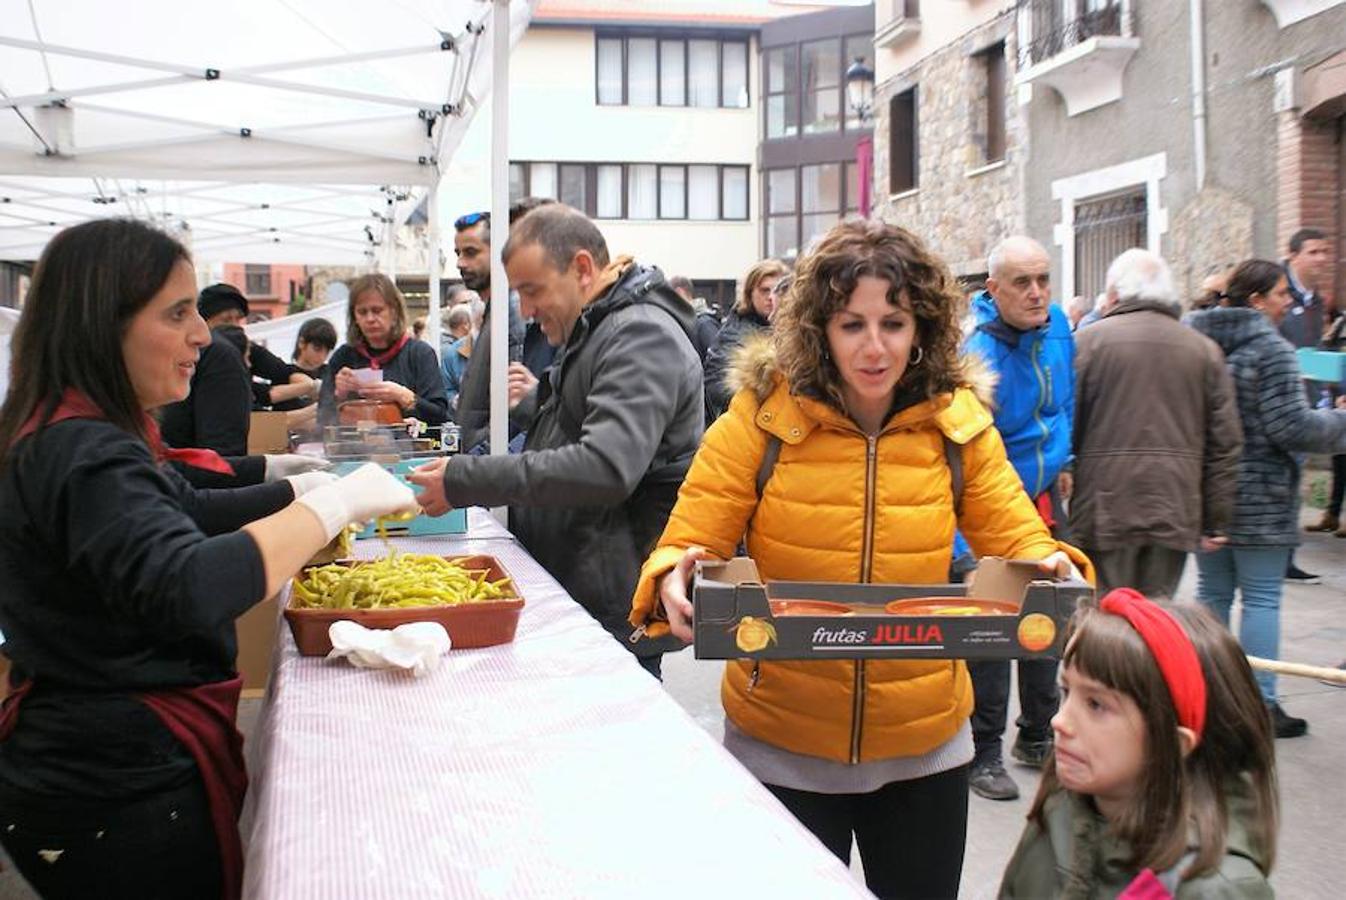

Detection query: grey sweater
(1189, 307), (1346, 545)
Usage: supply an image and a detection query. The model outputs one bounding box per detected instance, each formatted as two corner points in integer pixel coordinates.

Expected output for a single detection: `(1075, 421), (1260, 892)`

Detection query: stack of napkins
(326, 621), (451, 677)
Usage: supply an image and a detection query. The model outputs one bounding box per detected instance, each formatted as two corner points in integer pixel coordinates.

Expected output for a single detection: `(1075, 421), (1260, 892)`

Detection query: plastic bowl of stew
(883, 597), (1019, 617)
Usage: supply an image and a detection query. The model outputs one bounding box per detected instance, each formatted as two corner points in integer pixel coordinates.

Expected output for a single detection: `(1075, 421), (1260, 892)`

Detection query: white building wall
(432, 25), (761, 284)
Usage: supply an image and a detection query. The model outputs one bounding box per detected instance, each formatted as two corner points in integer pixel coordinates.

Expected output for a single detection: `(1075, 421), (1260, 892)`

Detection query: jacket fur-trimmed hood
(724, 331), (998, 409)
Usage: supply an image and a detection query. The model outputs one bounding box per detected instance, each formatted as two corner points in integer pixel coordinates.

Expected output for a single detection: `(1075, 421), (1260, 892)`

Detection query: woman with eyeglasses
(318, 273), (450, 427)
(702, 259), (790, 422)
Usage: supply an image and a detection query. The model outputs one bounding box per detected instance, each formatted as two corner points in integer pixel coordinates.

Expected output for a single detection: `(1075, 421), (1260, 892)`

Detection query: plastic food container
(338, 399), (402, 426)
(883, 597), (1020, 616)
(283, 554), (524, 656)
(768, 599), (852, 617)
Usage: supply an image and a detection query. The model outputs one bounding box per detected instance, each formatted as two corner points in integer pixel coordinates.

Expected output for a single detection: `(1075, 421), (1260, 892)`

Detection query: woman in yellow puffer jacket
(629, 220), (1092, 900)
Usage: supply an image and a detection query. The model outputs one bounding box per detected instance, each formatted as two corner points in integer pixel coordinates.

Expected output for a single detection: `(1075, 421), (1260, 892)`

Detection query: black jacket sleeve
(441, 306), (687, 507)
(167, 454), (267, 489)
(162, 463), (294, 535)
(249, 342), (294, 385)
(28, 424), (270, 638)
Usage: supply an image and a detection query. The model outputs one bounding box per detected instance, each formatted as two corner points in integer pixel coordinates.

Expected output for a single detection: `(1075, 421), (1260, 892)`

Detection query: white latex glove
(264, 453), (331, 482)
(296, 462), (419, 542)
(285, 471), (338, 498)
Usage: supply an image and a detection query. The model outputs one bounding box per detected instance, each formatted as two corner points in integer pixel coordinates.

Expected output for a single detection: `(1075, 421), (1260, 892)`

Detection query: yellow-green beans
(291, 552), (512, 610)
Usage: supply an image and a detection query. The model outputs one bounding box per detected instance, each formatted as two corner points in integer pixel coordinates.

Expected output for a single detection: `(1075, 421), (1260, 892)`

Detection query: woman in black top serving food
(318, 272), (449, 426)
(0, 219), (418, 899)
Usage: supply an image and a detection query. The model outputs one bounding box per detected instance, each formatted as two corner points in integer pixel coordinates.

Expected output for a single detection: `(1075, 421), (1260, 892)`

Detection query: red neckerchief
(351, 332), (410, 370)
(15, 389), (235, 476)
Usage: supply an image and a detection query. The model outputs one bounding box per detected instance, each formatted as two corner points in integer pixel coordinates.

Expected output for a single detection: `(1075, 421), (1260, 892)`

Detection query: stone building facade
(1020, 0), (1346, 309)
(873, 7), (1025, 282)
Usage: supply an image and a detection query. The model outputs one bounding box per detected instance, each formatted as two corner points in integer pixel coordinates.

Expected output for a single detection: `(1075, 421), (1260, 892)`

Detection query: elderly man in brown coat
(1069, 248), (1244, 598)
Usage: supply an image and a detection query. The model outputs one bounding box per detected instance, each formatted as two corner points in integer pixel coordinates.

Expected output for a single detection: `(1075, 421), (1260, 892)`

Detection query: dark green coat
(999, 784), (1272, 899)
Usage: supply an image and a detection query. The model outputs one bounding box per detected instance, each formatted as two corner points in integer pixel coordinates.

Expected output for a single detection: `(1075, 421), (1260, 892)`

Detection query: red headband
(1098, 589), (1207, 743)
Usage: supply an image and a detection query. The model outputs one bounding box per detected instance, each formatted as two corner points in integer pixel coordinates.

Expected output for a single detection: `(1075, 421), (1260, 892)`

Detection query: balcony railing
(1017, 0), (1126, 70)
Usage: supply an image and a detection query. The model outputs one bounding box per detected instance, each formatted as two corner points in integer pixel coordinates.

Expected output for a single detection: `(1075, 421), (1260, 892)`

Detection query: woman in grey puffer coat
(1188, 259), (1346, 736)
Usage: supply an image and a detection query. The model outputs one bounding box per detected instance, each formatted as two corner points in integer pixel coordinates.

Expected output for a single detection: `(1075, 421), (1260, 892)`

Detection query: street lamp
(845, 56), (875, 124)
(844, 56), (876, 219)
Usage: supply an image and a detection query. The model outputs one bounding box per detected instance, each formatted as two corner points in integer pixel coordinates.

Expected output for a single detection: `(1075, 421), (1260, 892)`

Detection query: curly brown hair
(772, 219), (967, 411)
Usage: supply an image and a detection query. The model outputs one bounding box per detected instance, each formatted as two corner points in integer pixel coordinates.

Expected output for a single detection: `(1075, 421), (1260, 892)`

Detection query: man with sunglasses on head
(452, 205), (556, 451)
(411, 204), (703, 678)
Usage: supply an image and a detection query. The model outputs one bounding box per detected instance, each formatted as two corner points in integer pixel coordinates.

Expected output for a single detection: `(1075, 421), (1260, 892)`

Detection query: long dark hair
(1029, 602), (1277, 882)
(1223, 259), (1283, 308)
(0, 219), (190, 459)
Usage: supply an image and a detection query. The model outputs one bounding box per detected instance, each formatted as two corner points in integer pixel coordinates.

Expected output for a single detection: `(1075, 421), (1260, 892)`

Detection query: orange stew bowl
(768, 599), (854, 617)
(884, 597), (1019, 617)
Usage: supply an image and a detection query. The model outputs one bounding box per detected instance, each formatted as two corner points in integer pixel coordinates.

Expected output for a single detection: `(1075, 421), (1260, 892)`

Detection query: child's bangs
(1062, 609), (1158, 699)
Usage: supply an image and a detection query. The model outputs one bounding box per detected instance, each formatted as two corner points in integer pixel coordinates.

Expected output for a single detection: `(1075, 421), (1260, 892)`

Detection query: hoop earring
(910, 345), (924, 366)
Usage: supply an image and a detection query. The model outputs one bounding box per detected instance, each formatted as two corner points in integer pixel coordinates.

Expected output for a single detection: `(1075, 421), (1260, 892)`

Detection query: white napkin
(326, 621), (451, 677)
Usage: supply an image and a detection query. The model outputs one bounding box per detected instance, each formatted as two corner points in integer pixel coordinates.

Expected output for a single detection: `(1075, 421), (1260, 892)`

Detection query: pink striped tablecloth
(243, 508), (869, 899)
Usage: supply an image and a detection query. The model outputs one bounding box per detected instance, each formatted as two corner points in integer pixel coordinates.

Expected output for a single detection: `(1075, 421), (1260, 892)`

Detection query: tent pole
(427, 176), (442, 361)
(488, 0), (511, 522)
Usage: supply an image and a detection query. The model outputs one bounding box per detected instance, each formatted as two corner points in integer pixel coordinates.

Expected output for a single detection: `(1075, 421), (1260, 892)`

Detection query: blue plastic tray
(331, 458), (467, 537)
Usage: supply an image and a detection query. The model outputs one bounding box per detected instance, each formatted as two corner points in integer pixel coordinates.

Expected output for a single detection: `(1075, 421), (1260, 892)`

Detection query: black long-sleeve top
(159, 335), (253, 456)
(318, 339), (449, 426)
(0, 419), (293, 799)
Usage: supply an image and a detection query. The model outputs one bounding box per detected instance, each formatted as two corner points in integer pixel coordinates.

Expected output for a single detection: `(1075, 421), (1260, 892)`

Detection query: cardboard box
(691, 557), (1092, 661)
(247, 411), (291, 454)
(235, 594), (280, 690)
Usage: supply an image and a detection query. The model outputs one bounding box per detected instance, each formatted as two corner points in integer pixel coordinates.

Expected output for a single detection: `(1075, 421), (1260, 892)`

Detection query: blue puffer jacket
(964, 291), (1075, 499)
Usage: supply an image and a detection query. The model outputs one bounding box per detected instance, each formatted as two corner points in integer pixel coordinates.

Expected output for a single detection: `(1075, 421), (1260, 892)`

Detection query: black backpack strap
(756, 434), (782, 498)
(943, 435), (964, 518)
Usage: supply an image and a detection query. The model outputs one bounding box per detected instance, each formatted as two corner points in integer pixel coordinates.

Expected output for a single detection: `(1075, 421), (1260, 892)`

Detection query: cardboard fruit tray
(691, 557), (1092, 661)
(283, 554), (523, 656)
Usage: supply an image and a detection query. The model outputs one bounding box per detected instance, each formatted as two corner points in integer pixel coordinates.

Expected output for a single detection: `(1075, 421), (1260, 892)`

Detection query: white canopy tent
(0, 0), (530, 462)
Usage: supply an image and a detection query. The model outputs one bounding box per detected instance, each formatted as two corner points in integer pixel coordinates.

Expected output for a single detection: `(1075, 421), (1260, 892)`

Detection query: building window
(766, 168), (799, 258)
(596, 164), (623, 218)
(245, 264), (271, 296)
(595, 33), (750, 109)
(801, 163), (843, 249)
(659, 165), (687, 219)
(513, 161), (749, 222)
(559, 164), (587, 209)
(974, 42), (1007, 165)
(597, 37), (624, 104)
(801, 39), (842, 134)
(764, 162), (864, 258)
(1073, 187), (1146, 299)
(889, 86), (919, 193)
(765, 46), (798, 139)
(722, 166), (749, 220)
(765, 33), (872, 139)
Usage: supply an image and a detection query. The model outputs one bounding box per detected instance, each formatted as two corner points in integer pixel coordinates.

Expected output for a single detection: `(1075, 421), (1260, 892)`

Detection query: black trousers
(969, 657), (1059, 763)
(766, 765), (969, 900)
(1329, 454), (1345, 518)
(0, 776), (221, 900)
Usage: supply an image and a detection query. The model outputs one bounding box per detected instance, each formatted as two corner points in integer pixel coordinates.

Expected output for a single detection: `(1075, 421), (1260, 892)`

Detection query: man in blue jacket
(963, 235), (1076, 801)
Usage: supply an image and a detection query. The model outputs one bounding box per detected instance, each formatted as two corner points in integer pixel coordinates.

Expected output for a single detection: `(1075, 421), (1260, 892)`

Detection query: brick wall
(1276, 111), (1340, 310)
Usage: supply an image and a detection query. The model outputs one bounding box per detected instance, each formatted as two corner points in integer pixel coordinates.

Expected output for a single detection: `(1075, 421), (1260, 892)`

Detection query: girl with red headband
(1000, 590), (1278, 899)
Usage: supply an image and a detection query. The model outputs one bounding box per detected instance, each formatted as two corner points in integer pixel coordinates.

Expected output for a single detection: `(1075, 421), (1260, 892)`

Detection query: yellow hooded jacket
(630, 343), (1091, 764)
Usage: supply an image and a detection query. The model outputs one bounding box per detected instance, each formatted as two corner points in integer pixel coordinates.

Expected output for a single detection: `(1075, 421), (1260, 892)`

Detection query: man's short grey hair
(444, 303), (473, 331)
(1066, 294), (1094, 317)
(1105, 248), (1176, 307)
(986, 236), (1049, 280)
